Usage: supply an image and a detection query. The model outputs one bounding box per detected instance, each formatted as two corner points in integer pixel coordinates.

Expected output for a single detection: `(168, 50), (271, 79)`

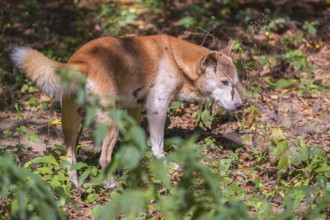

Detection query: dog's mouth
(216, 100), (243, 112)
(211, 88), (243, 112)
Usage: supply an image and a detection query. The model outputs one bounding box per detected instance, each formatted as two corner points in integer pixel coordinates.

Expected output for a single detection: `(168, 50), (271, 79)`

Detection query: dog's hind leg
(97, 110), (118, 169)
(61, 95), (83, 189)
(94, 103), (120, 189)
(98, 118), (119, 188)
(87, 70), (120, 188)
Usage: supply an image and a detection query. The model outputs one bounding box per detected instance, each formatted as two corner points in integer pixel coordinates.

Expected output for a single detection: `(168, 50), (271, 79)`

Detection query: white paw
(69, 171), (79, 189)
(154, 152), (165, 159)
(104, 176), (118, 189)
(168, 162), (182, 172)
(173, 162), (182, 171)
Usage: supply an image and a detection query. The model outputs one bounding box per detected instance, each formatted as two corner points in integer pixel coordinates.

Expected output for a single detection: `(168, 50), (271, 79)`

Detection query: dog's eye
(221, 80), (229, 86)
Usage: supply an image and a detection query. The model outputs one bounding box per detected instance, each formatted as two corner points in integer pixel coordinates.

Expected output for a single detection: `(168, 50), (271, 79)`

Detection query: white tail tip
(11, 47), (30, 68)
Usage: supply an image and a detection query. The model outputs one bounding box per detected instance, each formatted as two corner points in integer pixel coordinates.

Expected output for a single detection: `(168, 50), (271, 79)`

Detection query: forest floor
(1, 40), (329, 219)
(0, 1), (329, 219)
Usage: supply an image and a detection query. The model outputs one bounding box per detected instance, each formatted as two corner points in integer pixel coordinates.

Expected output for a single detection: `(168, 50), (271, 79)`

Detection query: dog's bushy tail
(11, 47), (71, 100)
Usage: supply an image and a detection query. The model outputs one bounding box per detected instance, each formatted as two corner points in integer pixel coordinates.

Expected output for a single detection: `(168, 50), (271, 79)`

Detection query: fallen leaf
(250, 173), (260, 179)
(279, 191), (285, 198)
(270, 94), (279, 100)
(51, 119), (62, 125)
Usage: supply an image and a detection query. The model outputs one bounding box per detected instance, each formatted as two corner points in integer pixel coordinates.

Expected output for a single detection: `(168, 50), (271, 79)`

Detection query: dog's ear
(198, 51), (217, 73)
(222, 40), (235, 57)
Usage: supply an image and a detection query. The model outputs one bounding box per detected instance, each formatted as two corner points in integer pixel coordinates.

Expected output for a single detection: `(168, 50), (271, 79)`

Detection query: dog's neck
(166, 37), (210, 102)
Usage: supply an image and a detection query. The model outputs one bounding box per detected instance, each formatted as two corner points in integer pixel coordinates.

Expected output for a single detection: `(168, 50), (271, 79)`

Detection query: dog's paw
(104, 176), (118, 189)
(105, 181), (118, 189)
(167, 161), (183, 172)
(173, 162), (182, 172)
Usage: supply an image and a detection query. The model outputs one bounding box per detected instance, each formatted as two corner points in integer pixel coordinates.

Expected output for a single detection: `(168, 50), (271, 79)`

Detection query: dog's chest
(119, 56), (181, 109)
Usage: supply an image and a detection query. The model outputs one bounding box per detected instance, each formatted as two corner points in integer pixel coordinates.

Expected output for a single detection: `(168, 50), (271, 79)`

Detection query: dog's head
(196, 41), (243, 112)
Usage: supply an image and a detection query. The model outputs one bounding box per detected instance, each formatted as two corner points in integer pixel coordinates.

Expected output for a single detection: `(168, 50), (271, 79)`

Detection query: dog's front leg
(147, 108), (167, 158)
(146, 92), (172, 159)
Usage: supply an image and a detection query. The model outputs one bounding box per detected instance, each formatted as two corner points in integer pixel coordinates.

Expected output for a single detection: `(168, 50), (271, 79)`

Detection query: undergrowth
(1, 1), (329, 219)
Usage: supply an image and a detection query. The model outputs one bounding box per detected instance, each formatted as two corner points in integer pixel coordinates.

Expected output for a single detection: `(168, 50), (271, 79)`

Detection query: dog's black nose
(235, 103), (243, 110)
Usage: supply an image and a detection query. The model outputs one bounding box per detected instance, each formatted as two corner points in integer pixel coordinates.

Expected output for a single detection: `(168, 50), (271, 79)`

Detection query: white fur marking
(146, 56), (178, 159)
(85, 79), (94, 91)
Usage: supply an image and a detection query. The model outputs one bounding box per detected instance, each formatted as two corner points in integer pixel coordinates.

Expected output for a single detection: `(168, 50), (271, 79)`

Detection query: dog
(11, 34), (243, 188)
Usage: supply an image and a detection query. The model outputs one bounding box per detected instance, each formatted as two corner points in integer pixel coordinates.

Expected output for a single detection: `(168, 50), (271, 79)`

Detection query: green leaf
(41, 102), (49, 110)
(111, 109), (127, 132)
(17, 191), (26, 220)
(220, 159), (233, 175)
(168, 101), (183, 112)
(159, 196), (180, 220)
(278, 155), (289, 170)
(201, 109), (212, 129)
(50, 175), (63, 188)
(84, 106), (96, 127)
(293, 60), (302, 70)
(178, 16), (197, 28)
(314, 166), (330, 174)
(291, 146), (308, 166)
(118, 145), (141, 170)
(164, 137), (184, 148)
(28, 156), (58, 166)
(270, 128), (286, 143)
(20, 84), (29, 93)
(192, 109), (201, 119)
(272, 79), (297, 88)
(16, 126), (27, 134)
(95, 124), (109, 146)
(79, 169), (91, 185)
(92, 205), (103, 219)
(3, 130), (13, 137)
(36, 167), (53, 175)
(303, 21), (318, 35)
(86, 193), (99, 203)
(127, 126), (146, 151)
(308, 25), (316, 34)
(77, 88), (86, 105)
(150, 159), (171, 187)
(28, 97), (39, 107)
(71, 162), (88, 170)
(273, 141), (289, 159)
(28, 133), (39, 143)
(97, 190), (145, 220)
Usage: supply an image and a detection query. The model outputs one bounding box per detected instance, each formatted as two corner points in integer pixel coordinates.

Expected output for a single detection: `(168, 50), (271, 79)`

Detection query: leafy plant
(178, 16), (197, 28)
(271, 79), (298, 89)
(192, 101), (214, 129)
(96, 2), (140, 35)
(24, 155), (71, 193)
(1, 1), (329, 219)
(303, 21), (319, 35)
(167, 100), (184, 115)
(298, 79), (329, 95)
(269, 128), (330, 187)
(281, 49), (309, 71)
(96, 128), (251, 219)
(0, 156), (64, 220)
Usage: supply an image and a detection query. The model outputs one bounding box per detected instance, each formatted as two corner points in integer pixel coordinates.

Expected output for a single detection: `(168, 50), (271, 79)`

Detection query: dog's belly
(116, 84), (147, 108)
(117, 94), (143, 108)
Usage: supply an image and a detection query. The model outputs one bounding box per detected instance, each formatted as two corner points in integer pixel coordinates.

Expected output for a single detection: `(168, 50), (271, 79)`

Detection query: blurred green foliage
(1, 0), (329, 219)
(0, 156), (64, 220)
